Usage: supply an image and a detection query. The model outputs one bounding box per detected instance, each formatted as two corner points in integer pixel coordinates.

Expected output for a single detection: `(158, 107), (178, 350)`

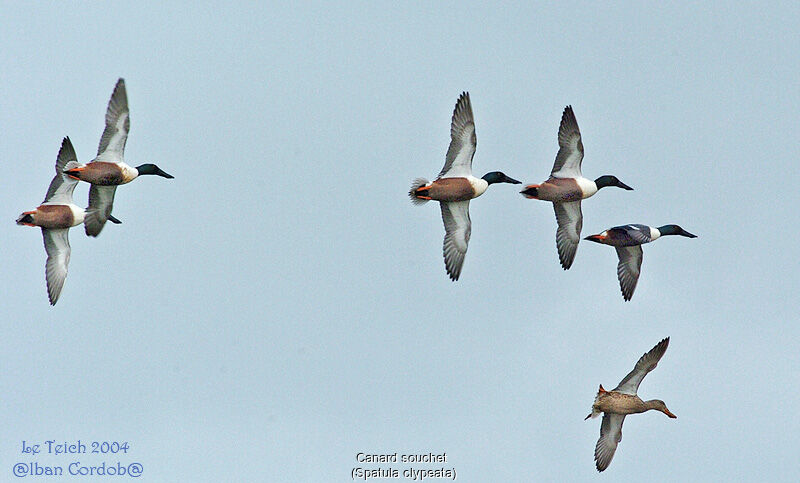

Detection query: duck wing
(614, 245), (643, 302)
(85, 185), (118, 237)
(550, 106), (584, 179)
(95, 78), (129, 163)
(438, 92), (476, 179)
(553, 201), (583, 269)
(594, 413), (625, 472)
(42, 228), (71, 305)
(613, 337), (670, 395)
(440, 200), (471, 281)
(43, 137), (80, 204)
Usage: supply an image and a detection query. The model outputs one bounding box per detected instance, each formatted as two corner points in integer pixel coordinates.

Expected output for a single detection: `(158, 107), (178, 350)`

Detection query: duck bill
(682, 230), (698, 238)
(663, 408), (677, 418)
(584, 234), (607, 243)
(617, 181), (634, 190)
(155, 167), (174, 179)
(502, 175), (521, 184)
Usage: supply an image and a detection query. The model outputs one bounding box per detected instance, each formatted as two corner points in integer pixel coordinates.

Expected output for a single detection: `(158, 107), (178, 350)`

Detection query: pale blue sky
(2, 2), (799, 481)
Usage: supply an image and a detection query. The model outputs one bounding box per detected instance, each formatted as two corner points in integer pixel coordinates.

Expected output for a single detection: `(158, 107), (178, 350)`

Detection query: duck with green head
(409, 92), (520, 280)
(520, 106), (633, 269)
(63, 78), (173, 237)
(584, 223), (697, 301)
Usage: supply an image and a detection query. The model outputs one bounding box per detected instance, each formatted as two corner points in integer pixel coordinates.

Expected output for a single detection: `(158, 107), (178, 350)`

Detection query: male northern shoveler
(520, 106), (633, 269)
(63, 78), (173, 237)
(16, 137), (121, 305)
(584, 224), (697, 301)
(585, 337), (676, 472)
(409, 92), (520, 281)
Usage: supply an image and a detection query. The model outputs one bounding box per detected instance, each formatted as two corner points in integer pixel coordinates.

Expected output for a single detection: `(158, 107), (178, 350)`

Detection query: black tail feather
(520, 186), (539, 199)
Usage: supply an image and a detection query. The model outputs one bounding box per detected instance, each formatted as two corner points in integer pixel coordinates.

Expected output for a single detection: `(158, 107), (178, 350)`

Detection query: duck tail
(16, 212), (34, 225)
(409, 178), (431, 205)
(585, 384), (607, 420)
(63, 160), (81, 174)
(520, 184), (539, 199)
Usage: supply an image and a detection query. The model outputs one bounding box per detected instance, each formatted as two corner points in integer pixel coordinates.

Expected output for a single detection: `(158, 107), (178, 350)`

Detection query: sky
(1, 2), (799, 481)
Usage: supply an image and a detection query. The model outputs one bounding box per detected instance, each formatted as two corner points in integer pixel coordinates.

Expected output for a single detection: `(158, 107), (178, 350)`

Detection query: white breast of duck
(121, 162), (139, 184)
(575, 177), (598, 199)
(468, 176), (489, 198)
(649, 226), (661, 241)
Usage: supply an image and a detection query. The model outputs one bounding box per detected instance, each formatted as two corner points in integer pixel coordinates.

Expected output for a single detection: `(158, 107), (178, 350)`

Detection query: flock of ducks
(410, 93), (692, 471)
(16, 79), (173, 305)
(17, 85), (687, 472)
(409, 92), (697, 299)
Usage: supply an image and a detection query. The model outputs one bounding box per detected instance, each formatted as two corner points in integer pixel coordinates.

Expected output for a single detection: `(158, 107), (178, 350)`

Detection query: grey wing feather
(42, 228), (71, 305)
(550, 106), (584, 178)
(440, 200), (471, 281)
(438, 92), (476, 179)
(613, 337), (670, 395)
(595, 413), (625, 472)
(43, 137), (79, 204)
(85, 185), (117, 237)
(95, 78), (129, 161)
(553, 201), (583, 269)
(615, 246), (643, 302)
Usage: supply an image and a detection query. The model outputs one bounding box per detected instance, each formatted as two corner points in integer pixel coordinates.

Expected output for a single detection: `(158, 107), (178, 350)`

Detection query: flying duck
(584, 224), (697, 301)
(16, 137), (121, 304)
(409, 92), (520, 280)
(64, 78), (173, 236)
(520, 106), (632, 269)
(586, 337), (676, 472)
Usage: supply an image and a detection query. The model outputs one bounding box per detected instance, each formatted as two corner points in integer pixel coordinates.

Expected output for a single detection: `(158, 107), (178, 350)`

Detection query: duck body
(522, 176), (597, 202)
(66, 161), (139, 186)
(409, 92), (520, 281)
(590, 386), (669, 417)
(17, 203), (85, 230)
(412, 175), (488, 202)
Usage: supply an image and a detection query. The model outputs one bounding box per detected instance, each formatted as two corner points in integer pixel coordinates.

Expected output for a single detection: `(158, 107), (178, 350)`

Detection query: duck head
(481, 171), (521, 185)
(647, 399), (677, 418)
(595, 175), (633, 191)
(657, 225), (697, 238)
(135, 164), (174, 179)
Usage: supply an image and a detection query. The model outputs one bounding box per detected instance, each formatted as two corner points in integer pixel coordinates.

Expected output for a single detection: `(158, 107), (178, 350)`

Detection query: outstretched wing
(614, 337), (670, 395)
(595, 413), (625, 472)
(42, 228), (71, 305)
(85, 185), (118, 237)
(615, 245), (643, 302)
(553, 201), (583, 269)
(440, 200), (471, 281)
(43, 137), (80, 204)
(95, 78), (129, 162)
(550, 106), (584, 178)
(438, 92), (476, 179)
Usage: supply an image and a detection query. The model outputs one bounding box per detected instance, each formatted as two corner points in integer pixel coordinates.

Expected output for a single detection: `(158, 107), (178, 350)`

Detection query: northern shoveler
(64, 78), (173, 236)
(409, 92), (520, 280)
(520, 106), (632, 269)
(585, 337), (676, 472)
(584, 224), (697, 301)
(16, 137), (121, 305)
